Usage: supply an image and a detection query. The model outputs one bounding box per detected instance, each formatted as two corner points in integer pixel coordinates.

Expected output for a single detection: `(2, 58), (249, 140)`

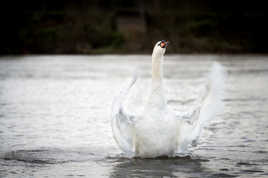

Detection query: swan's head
(152, 40), (169, 59)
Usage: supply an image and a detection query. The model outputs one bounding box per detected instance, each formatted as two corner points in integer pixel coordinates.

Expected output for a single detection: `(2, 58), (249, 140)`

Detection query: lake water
(0, 55), (267, 178)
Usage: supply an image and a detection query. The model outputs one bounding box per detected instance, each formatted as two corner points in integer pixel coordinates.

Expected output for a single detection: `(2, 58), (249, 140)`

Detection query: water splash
(111, 62), (226, 157)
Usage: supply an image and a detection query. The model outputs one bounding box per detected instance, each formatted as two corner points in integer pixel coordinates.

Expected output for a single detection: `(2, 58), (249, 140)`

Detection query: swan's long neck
(147, 53), (166, 108)
(152, 55), (163, 84)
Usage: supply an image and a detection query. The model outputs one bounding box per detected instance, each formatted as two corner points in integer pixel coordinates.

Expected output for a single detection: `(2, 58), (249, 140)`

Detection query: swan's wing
(111, 75), (138, 154)
(176, 62), (226, 152)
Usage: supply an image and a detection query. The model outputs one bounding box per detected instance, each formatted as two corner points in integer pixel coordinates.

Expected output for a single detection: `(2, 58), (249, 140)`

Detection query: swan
(111, 40), (225, 158)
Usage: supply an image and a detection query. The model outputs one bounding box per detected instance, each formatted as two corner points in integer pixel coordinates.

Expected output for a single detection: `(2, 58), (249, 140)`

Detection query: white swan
(111, 40), (225, 158)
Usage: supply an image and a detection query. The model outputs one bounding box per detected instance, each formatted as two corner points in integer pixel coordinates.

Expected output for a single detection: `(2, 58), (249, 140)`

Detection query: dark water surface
(0, 55), (268, 177)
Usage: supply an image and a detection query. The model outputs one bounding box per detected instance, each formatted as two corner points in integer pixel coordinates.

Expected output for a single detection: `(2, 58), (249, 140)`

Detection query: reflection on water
(0, 55), (268, 178)
(109, 157), (205, 178)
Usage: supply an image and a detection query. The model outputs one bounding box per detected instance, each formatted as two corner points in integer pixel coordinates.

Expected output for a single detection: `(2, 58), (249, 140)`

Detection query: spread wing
(111, 75), (138, 154)
(176, 62), (226, 152)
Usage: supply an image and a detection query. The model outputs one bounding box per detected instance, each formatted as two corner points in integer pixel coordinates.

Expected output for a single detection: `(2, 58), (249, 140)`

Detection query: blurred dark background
(1, 0), (267, 54)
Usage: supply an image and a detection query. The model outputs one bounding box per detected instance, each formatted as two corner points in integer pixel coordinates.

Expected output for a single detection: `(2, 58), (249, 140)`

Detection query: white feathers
(177, 62), (226, 153)
(111, 76), (137, 154)
(111, 41), (226, 157)
(200, 62), (226, 125)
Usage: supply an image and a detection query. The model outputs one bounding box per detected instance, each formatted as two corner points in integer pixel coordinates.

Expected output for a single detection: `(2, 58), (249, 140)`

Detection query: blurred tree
(0, 0), (267, 54)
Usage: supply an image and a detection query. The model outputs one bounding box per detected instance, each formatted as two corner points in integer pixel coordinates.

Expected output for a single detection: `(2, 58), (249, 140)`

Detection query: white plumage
(111, 40), (225, 158)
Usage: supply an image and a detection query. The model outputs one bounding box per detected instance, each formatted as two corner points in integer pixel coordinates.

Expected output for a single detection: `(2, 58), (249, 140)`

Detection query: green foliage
(2, 1), (268, 54)
(84, 25), (124, 49)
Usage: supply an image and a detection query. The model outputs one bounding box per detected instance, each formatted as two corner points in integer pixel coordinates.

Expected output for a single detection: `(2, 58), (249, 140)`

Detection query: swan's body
(111, 41), (225, 158)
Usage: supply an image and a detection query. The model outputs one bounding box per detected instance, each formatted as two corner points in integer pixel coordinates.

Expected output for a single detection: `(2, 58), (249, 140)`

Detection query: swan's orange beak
(160, 40), (169, 48)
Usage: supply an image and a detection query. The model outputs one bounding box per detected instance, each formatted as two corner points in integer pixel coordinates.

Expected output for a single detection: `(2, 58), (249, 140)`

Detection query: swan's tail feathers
(111, 75), (137, 154)
(178, 62), (226, 152)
